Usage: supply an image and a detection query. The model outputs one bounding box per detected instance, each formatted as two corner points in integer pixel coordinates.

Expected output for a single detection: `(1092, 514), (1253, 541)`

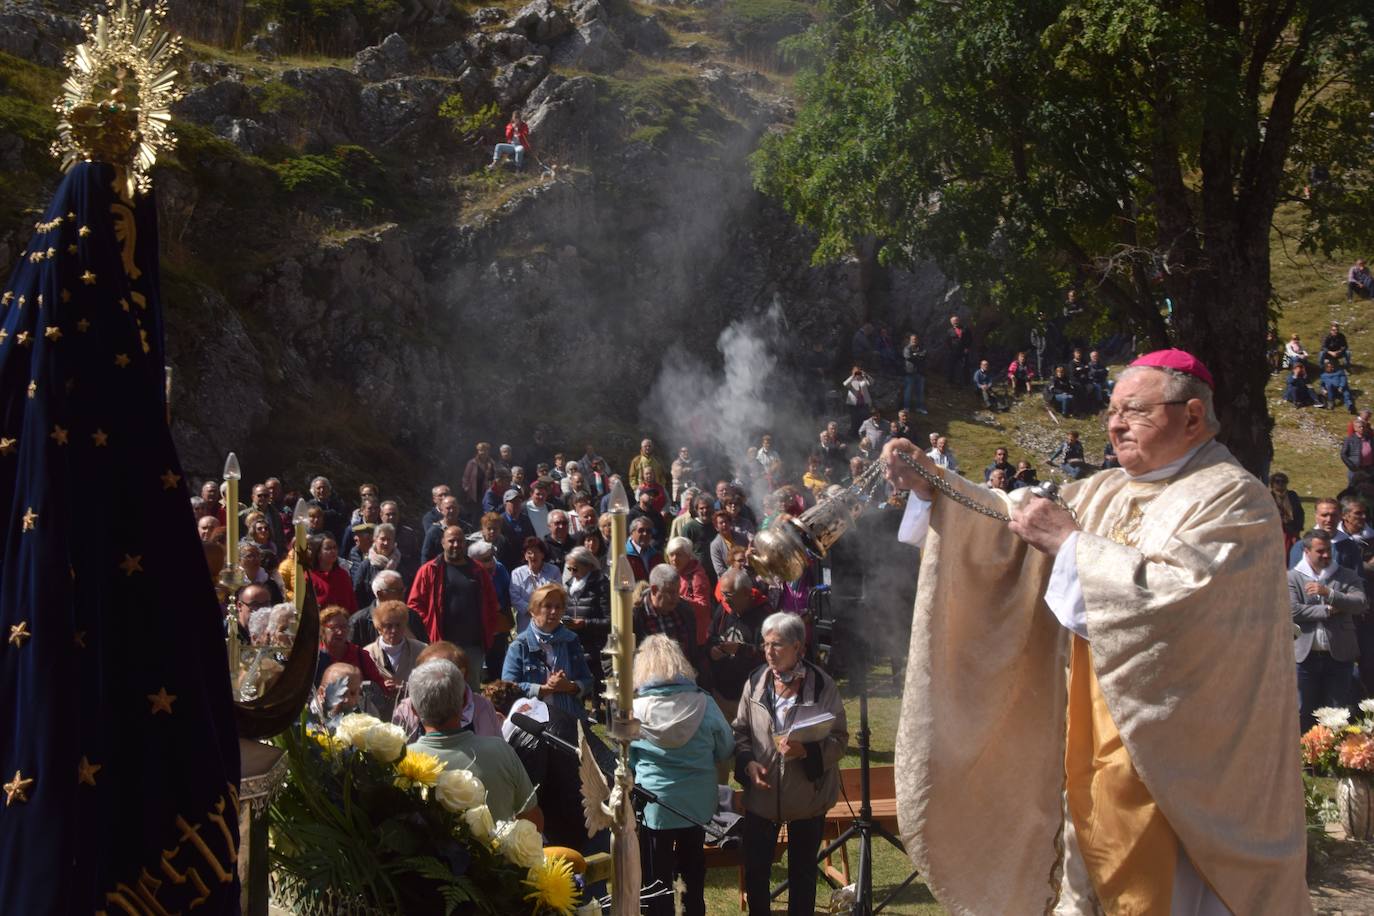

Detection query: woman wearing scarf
(734, 613), (847, 916)
(352, 521), (406, 608)
(392, 641), (501, 741)
(501, 583), (594, 718)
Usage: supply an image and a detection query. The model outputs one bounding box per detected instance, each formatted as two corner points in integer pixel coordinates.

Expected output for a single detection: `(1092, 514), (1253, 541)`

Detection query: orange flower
(1337, 734), (1374, 772)
(1302, 725), (1338, 765)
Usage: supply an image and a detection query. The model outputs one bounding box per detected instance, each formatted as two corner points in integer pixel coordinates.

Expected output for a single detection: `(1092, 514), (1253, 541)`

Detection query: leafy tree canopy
(756, 0), (1374, 471)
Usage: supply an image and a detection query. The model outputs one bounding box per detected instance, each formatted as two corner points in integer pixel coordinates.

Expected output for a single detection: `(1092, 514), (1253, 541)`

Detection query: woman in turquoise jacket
(629, 634), (734, 916)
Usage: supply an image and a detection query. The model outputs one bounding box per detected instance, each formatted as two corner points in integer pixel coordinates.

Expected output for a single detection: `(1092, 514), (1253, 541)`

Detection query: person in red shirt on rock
(489, 111), (531, 170)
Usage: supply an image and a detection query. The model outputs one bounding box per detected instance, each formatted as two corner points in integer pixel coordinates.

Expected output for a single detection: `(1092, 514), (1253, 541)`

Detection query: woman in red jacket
(307, 535), (357, 613)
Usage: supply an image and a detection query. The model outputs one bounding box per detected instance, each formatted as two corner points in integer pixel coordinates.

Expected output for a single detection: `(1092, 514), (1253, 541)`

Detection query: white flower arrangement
(359, 723), (408, 762)
(494, 818), (546, 869)
(463, 804), (496, 841)
(435, 768), (486, 813)
(1315, 707), (1352, 730)
(334, 712), (383, 747)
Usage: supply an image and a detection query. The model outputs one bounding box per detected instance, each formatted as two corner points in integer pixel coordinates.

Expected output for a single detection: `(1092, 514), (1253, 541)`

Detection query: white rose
(435, 768), (486, 813)
(335, 713), (383, 747)
(360, 723), (408, 762)
(1315, 707), (1352, 730)
(495, 818), (545, 869)
(463, 804), (495, 841)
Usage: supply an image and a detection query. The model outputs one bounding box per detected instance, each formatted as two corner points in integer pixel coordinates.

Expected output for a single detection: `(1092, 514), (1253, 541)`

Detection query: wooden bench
(820, 765), (902, 885)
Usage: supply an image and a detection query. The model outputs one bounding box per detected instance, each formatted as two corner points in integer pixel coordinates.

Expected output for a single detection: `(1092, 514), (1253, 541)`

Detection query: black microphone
(511, 712), (581, 757)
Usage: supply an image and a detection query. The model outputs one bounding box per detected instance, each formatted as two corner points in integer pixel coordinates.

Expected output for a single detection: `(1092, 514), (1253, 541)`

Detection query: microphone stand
(509, 713), (729, 842)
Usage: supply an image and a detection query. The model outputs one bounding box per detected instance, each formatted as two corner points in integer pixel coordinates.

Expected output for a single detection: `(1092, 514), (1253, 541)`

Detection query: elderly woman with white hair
(665, 535), (712, 646)
(734, 612), (847, 916)
(630, 634), (733, 916)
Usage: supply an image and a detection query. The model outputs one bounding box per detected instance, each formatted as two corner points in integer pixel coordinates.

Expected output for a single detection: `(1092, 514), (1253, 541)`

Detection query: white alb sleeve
(1044, 531), (1089, 639)
(897, 494), (933, 547)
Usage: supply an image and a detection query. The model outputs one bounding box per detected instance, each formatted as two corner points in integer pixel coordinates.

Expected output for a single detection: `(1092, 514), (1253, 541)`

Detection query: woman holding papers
(732, 613), (849, 916)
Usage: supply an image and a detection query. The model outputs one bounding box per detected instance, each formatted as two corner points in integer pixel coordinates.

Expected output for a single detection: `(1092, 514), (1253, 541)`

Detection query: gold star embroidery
(26, 380), (36, 399)
(78, 225), (90, 237)
(0, 329), (7, 344)
(91, 429), (108, 447)
(73, 629), (86, 648)
(7, 621), (31, 648)
(114, 353), (130, 368)
(119, 554), (143, 576)
(36, 294), (43, 307)
(60, 289), (71, 303)
(75, 318), (89, 333)
(0, 438), (14, 456)
(3, 771), (34, 806)
(66, 244), (77, 255)
(16, 295), (24, 308)
(67, 211), (75, 220)
(118, 298), (130, 313)
(45, 247), (55, 259)
(76, 756), (101, 787)
(80, 271), (96, 285)
(43, 326), (61, 342)
(147, 687), (176, 715)
(21, 507), (36, 531)
(0, 292), (10, 305)
(49, 426), (68, 446)
(160, 469), (181, 490)
(15, 331), (31, 348)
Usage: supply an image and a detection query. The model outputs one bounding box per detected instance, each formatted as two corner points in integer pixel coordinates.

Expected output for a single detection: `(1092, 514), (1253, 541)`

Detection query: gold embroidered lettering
(175, 816), (232, 883)
(161, 847), (212, 909)
(207, 797), (239, 865)
(134, 869), (177, 916)
(106, 885), (153, 915)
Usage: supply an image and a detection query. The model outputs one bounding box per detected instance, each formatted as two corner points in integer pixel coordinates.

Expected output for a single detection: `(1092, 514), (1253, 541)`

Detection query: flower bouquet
(1300, 702), (1374, 840)
(269, 712), (583, 915)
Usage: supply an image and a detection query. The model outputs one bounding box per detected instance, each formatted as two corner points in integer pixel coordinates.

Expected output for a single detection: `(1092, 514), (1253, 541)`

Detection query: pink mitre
(1130, 348), (1214, 390)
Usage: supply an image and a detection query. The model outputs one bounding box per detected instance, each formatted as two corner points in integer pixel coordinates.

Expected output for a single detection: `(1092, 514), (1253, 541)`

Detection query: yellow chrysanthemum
(523, 856), (579, 915)
(393, 750), (445, 789)
(309, 729), (345, 754)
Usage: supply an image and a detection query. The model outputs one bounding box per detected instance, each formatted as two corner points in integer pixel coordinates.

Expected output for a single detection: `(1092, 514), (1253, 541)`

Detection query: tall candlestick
(223, 452), (241, 570)
(291, 498), (309, 611)
(605, 478), (634, 719)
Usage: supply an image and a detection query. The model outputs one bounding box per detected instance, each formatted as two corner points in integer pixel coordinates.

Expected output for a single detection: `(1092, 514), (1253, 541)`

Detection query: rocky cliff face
(1, 0), (953, 499)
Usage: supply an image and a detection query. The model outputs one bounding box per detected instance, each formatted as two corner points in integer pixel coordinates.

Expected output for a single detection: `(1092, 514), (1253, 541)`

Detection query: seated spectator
(1006, 351), (1035, 395)
(1320, 359), (1356, 413)
(1283, 333), (1309, 370)
(1048, 430), (1089, 480)
(1290, 529), (1367, 732)
(973, 359), (997, 408)
(706, 569), (769, 722)
(316, 605), (387, 694)
(1102, 441), (1120, 470)
(1342, 417), (1374, 484)
(632, 565), (698, 667)
(1044, 365), (1076, 416)
(630, 635), (734, 916)
(409, 660), (540, 824)
(488, 111), (531, 171)
(734, 613), (847, 916)
(985, 468), (1010, 491)
(307, 535), (357, 613)
(393, 642), (501, 741)
(510, 537), (562, 633)
(349, 569), (426, 647)
(1323, 322), (1351, 369)
(983, 447), (1014, 483)
(1011, 461), (1040, 490)
(1084, 350), (1112, 407)
(1266, 330), (1283, 374)
(627, 516), (664, 582)
(310, 661), (361, 726)
(1284, 363), (1316, 407)
(926, 435), (958, 471)
(501, 583), (594, 719)
(1348, 258), (1373, 301)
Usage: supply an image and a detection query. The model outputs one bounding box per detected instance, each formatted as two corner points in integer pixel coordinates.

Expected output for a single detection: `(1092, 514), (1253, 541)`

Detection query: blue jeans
(1325, 384), (1355, 410)
(1052, 393), (1074, 415)
(1298, 652), (1355, 732)
(903, 373), (926, 411)
(492, 142), (524, 167)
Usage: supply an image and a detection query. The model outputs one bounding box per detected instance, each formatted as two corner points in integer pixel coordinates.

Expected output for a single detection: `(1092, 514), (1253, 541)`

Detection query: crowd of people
(206, 305), (1367, 912)
(1277, 321), (1358, 413)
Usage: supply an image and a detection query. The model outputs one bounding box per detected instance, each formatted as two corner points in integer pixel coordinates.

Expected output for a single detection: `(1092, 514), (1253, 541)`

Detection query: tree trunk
(1171, 237), (1275, 479)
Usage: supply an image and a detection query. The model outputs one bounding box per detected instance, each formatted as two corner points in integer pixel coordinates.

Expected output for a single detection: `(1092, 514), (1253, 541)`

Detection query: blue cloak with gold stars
(0, 162), (240, 913)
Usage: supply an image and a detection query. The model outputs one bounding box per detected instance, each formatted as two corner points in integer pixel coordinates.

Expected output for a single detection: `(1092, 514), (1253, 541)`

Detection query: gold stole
(1064, 494), (1178, 913)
